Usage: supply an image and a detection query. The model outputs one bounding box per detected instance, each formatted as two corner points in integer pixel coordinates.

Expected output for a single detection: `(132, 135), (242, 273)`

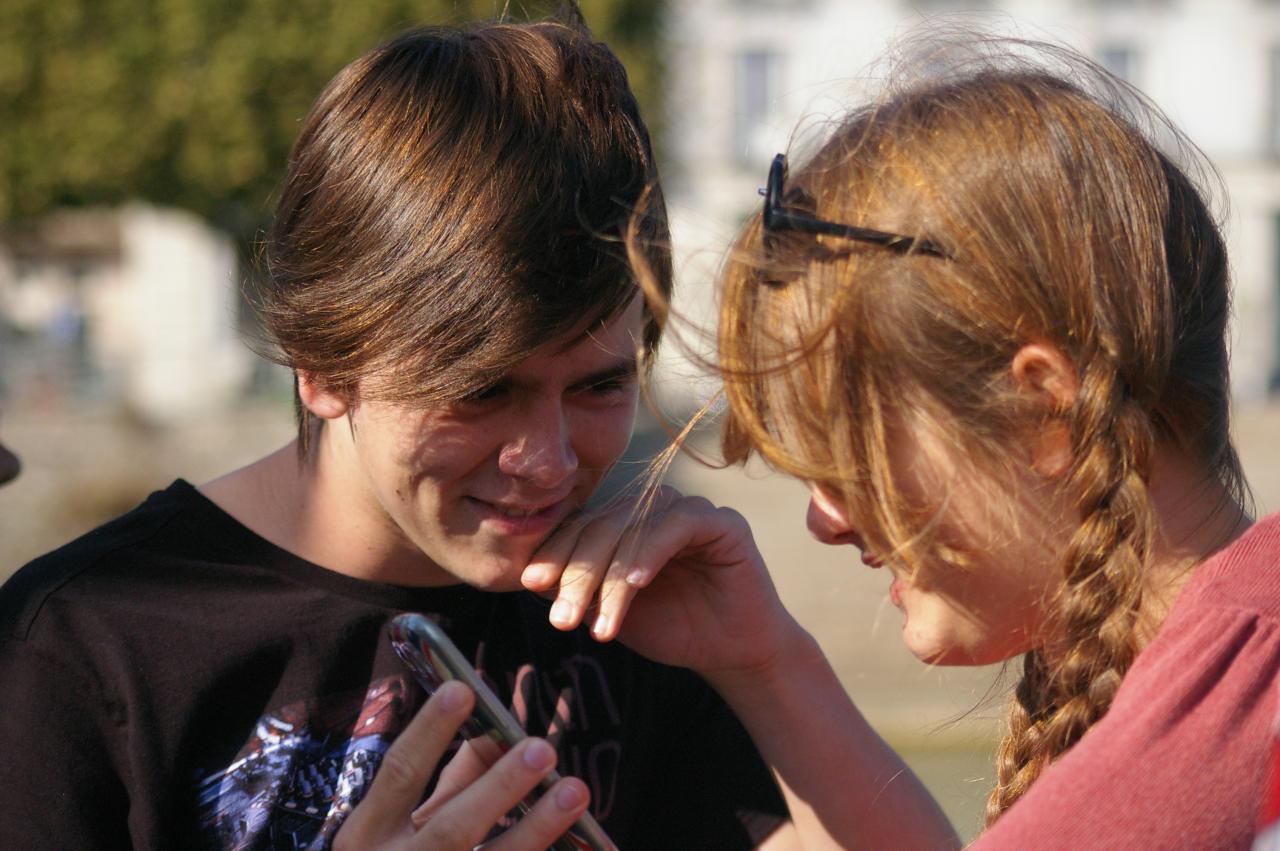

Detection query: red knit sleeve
(971, 557), (1280, 850)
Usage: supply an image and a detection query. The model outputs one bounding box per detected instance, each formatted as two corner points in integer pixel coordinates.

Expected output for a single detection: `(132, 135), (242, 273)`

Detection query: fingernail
(626, 568), (646, 586)
(522, 738), (556, 771)
(549, 599), (574, 627)
(555, 781), (587, 811)
(522, 565), (547, 586)
(439, 681), (469, 712)
(592, 612), (611, 639)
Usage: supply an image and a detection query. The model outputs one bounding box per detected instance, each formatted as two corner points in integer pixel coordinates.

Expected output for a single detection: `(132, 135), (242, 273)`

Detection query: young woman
(527, 42), (1277, 848)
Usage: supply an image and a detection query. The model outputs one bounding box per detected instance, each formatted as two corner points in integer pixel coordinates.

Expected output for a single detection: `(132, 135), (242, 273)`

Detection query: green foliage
(0, 0), (665, 237)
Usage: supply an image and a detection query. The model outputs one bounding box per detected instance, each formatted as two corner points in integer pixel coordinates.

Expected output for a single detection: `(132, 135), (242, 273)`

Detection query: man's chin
(468, 572), (529, 593)
(449, 551), (538, 593)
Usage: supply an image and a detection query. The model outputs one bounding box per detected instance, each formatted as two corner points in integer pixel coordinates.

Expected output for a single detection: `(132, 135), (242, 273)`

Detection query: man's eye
(583, 375), (635, 396)
(589, 380), (625, 394)
(459, 384), (507, 405)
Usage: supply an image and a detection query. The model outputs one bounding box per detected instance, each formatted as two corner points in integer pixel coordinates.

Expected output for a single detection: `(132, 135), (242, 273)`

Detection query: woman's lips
(861, 549), (906, 608)
(889, 577), (906, 608)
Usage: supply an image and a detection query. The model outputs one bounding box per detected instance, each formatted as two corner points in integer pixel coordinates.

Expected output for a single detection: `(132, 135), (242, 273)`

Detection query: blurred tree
(0, 0), (664, 239)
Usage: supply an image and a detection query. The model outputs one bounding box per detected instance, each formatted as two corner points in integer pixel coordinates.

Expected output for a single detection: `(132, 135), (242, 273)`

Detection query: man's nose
(805, 488), (857, 546)
(497, 404), (578, 488)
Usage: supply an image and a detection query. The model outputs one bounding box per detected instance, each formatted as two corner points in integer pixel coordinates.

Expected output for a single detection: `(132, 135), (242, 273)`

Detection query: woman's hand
(334, 680), (591, 851)
(520, 487), (802, 681)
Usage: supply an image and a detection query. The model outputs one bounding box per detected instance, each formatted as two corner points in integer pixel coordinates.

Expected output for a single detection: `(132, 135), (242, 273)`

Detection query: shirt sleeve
(971, 603), (1280, 851)
(0, 626), (131, 849)
(628, 667), (790, 850)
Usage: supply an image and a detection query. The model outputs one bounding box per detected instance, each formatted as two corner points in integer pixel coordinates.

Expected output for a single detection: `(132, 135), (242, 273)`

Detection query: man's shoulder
(0, 481), (191, 641)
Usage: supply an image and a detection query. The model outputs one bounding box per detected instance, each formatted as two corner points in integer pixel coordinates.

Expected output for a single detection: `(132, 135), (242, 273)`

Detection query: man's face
(326, 299), (644, 590)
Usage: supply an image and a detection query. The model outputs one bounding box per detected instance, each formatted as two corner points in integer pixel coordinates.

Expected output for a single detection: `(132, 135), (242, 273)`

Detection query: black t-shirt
(0, 480), (787, 850)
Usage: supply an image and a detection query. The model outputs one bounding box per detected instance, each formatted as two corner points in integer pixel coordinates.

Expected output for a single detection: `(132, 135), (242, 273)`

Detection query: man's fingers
(622, 498), (746, 587)
(482, 778), (593, 851)
(589, 552), (643, 641)
(547, 517), (629, 631)
(522, 514), (589, 592)
(524, 487), (700, 640)
(414, 737), (564, 849)
(411, 739), (491, 829)
(337, 681), (475, 844)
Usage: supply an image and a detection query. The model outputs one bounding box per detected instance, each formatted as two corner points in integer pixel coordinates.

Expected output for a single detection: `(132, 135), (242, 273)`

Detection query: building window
(1272, 214), (1280, 394)
(1268, 45), (1280, 153)
(1098, 44), (1139, 84)
(1092, 0), (1173, 7)
(905, 0), (989, 8)
(732, 49), (781, 167)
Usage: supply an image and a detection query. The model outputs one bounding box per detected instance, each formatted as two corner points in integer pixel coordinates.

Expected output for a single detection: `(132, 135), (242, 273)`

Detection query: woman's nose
(806, 488), (858, 546)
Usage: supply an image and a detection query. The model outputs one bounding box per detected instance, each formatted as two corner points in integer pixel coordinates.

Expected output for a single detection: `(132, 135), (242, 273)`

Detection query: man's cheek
(594, 409), (639, 462)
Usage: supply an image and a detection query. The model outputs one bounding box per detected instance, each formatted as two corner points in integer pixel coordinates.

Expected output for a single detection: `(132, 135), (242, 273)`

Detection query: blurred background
(2, 0), (1279, 841)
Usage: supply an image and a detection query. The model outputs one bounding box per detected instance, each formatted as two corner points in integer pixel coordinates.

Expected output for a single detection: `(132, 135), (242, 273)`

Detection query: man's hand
(520, 487), (803, 682)
(334, 680), (591, 851)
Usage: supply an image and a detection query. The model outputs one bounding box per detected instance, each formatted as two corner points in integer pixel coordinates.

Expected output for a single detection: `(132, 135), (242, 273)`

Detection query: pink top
(972, 512), (1280, 850)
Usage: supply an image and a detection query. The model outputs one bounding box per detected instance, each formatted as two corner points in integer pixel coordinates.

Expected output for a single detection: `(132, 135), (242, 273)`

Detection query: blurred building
(659, 0), (1280, 407)
(0, 204), (253, 423)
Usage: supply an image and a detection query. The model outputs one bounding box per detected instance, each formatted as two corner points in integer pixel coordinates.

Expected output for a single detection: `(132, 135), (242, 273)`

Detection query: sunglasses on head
(759, 153), (949, 264)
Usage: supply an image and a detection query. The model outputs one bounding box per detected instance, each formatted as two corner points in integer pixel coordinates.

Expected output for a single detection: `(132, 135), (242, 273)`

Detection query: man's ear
(1010, 343), (1078, 479)
(296, 370), (350, 420)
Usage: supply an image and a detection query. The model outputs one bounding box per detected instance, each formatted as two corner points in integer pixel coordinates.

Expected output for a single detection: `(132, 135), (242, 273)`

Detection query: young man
(0, 13), (789, 850)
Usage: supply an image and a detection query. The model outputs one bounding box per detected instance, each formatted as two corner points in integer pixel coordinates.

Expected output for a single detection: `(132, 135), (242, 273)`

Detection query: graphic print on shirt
(194, 674), (419, 851)
(503, 653), (624, 822)
(193, 652), (624, 848)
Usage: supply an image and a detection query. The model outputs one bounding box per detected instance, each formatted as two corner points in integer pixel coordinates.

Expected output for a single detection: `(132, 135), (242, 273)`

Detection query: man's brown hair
(257, 8), (670, 453)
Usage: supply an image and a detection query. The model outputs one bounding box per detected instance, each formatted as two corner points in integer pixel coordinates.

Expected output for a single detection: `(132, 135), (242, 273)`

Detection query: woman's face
(805, 412), (1071, 666)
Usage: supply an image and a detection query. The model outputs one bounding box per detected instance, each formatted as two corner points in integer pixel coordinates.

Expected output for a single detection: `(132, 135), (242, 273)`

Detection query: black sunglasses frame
(760, 153), (949, 259)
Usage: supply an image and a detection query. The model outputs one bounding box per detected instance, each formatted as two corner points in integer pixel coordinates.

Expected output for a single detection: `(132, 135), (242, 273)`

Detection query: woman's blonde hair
(713, 41), (1245, 821)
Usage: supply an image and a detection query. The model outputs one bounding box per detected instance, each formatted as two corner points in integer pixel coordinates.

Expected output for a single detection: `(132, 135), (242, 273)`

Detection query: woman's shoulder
(972, 515), (1280, 849)
(1122, 510), (1280, 712)
(972, 517), (1280, 849)
(1171, 510), (1280, 623)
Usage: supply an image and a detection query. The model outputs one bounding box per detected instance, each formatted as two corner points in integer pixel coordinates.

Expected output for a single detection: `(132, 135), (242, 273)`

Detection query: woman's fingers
(335, 681), (476, 848)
